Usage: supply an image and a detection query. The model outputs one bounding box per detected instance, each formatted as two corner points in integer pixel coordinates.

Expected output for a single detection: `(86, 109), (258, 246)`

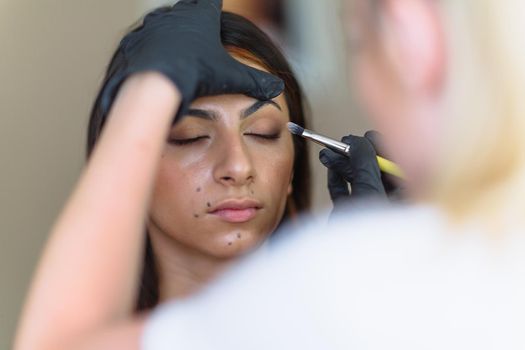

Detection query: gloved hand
(100, 0), (284, 119)
(319, 131), (400, 209)
(362, 130), (401, 196)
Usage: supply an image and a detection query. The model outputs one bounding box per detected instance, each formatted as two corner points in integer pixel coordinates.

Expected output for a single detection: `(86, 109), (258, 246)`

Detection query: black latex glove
(100, 0), (284, 119)
(363, 130), (401, 196)
(319, 131), (390, 208)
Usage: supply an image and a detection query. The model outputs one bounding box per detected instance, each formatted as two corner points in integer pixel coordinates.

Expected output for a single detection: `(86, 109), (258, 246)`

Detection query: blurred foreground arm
(15, 0), (284, 349)
(15, 72), (179, 350)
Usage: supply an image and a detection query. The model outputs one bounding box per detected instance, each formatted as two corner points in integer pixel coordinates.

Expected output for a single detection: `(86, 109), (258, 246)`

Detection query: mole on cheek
(228, 242), (232, 246)
(237, 233), (242, 239)
(193, 214), (199, 218)
(207, 202), (211, 208)
(196, 187), (201, 192)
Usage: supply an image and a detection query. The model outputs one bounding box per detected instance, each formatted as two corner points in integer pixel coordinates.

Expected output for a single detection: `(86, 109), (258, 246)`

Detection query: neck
(147, 225), (234, 302)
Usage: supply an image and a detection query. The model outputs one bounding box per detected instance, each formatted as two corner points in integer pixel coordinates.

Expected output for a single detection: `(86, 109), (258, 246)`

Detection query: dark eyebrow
(185, 100), (281, 121)
(185, 109), (219, 121)
(241, 100), (282, 119)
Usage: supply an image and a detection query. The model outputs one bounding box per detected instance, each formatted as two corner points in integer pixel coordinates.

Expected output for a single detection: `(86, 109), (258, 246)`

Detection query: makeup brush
(287, 122), (404, 178)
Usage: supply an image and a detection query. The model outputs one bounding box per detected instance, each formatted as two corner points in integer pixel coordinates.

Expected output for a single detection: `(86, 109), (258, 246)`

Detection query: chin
(203, 230), (269, 259)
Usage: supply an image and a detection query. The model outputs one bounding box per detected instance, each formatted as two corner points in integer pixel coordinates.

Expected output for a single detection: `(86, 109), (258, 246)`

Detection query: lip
(209, 198), (262, 223)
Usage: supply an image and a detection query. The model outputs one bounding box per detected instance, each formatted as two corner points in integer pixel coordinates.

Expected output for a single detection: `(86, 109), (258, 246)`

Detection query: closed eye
(168, 136), (209, 146)
(245, 132), (281, 140)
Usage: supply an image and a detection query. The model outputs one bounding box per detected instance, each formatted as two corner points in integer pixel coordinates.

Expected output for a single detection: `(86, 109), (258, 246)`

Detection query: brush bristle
(287, 122), (304, 136)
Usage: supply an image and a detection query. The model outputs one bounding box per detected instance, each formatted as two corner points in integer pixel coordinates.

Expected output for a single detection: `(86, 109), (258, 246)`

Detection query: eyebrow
(186, 100), (282, 121)
(241, 100), (282, 119)
(186, 108), (219, 120)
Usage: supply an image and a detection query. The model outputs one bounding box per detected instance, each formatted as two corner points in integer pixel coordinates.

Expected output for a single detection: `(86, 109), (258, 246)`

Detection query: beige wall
(0, 1), (142, 347)
(0, 0), (367, 348)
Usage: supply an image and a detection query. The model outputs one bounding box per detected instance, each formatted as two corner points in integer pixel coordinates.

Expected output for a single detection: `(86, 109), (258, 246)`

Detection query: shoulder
(273, 203), (446, 263)
(142, 204), (525, 349)
(141, 204), (446, 349)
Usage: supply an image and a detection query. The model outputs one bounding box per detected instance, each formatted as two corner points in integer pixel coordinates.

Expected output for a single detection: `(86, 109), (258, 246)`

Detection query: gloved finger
(319, 148), (355, 200)
(327, 168), (350, 203)
(243, 64), (285, 100)
(218, 62), (285, 100)
(208, 0), (223, 13)
(363, 130), (401, 192)
(175, 0), (223, 13)
(174, 0), (200, 5)
(319, 148), (352, 178)
(341, 133), (378, 160)
(364, 130), (386, 158)
(143, 6), (171, 22)
(380, 172), (399, 194)
(196, 0), (223, 7)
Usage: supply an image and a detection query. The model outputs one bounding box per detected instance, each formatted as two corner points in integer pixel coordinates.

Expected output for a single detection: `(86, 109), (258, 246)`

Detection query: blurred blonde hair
(427, 0), (525, 227)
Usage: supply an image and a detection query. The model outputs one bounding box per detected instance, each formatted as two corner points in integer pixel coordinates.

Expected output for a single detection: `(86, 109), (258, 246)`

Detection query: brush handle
(299, 127), (404, 178)
(376, 156), (404, 178)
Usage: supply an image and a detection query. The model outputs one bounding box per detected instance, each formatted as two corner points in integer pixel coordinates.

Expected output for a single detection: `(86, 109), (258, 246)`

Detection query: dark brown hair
(86, 10), (311, 311)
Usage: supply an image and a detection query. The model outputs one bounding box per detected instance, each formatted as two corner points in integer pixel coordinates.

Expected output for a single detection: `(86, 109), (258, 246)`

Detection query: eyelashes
(168, 136), (209, 146)
(168, 132), (281, 146)
(245, 132), (281, 141)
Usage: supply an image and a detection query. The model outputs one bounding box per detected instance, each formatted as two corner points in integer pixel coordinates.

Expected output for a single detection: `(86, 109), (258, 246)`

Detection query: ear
(381, 0), (446, 94)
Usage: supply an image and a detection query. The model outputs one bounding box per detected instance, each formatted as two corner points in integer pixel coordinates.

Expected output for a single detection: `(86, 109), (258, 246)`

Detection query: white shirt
(142, 205), (525, 349)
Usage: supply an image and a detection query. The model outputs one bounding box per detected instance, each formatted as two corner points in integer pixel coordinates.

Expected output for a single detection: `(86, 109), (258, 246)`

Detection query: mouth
(209, 198), (262, 223)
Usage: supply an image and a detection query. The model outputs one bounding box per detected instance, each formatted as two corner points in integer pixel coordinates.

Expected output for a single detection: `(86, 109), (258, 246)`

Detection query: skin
(14, 73), (180, 350)
(147, 60), (294, 300)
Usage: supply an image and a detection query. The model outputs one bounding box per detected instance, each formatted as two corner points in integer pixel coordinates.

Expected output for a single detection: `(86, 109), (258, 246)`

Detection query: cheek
(253, 139), (295, 202)
(150, 152), (210, 224)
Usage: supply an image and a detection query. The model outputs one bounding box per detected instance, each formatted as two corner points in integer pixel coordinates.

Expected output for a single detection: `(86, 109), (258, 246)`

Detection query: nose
(213, 137), (255, 187)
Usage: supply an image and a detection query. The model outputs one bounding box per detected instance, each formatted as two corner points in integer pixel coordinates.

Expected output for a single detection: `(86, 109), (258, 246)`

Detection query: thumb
(177, 0), (222, 7)
(224, 63), (285, 100)
(184, 0), (223, 13)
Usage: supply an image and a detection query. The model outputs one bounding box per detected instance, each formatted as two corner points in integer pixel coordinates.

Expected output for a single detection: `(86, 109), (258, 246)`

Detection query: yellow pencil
(376, 156), (404, 179)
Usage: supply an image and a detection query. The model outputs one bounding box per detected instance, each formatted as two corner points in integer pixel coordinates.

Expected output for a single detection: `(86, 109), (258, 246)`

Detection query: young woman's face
(147, 63), (294, 258)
